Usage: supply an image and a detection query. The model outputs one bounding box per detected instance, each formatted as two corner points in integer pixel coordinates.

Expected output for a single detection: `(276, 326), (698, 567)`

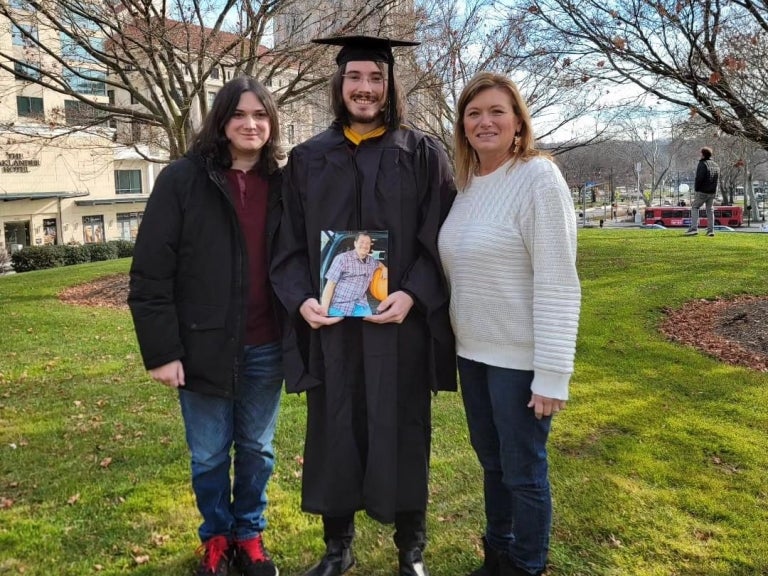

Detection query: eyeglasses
(342, 73), (386, 86)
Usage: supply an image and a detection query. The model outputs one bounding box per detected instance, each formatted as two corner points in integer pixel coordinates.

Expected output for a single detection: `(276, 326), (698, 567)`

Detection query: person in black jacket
(128, 77), (285, 576)
(270, 36), (457, 576)
(685, 147), (720, 236)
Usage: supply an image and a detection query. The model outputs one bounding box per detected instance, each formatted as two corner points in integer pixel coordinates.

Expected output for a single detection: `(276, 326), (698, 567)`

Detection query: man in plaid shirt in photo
(321, 232), (384, 316)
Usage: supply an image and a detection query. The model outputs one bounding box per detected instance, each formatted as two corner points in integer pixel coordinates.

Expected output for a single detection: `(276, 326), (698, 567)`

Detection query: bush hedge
(85, 242), (119, 262)
(10, 246), (60, 272)
(62, 244), (91, 266)
(108, 240), (135, 258)
(9, 241), (133, 273)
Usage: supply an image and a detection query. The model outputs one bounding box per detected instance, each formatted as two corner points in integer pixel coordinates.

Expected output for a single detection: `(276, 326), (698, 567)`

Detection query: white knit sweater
(438, 156), (581, 400)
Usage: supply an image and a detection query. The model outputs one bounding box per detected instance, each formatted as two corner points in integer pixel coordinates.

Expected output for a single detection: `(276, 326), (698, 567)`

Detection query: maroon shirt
(224, 168), (279, 345)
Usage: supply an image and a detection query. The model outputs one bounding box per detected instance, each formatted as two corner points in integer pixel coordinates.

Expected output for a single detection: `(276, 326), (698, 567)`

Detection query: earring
(513, 134), (521, 154)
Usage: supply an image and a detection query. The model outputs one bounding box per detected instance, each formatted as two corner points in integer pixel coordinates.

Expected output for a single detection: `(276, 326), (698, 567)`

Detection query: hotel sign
(1, 153), (41, 173)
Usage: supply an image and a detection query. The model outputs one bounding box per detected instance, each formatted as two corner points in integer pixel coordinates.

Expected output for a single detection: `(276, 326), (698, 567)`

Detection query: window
(64, 100), (107, 125)
(82, 215), (104, 244)
(12, 24), (37, 46)
(131, 122), (142, 143)
(14, 61), (41, 80)
(16, 96), (44, 118)
(63, 67), (107, 96)
(114, 170), (142, 195)
(286, 124), (295, 145)
(60, 32), (104, 63)
(117, 212), (143, 240)
(66, 11), (99, 34)
(210, 67), (220, 80)
(207, 91), (217, 109)
(42, 218), (57, 245)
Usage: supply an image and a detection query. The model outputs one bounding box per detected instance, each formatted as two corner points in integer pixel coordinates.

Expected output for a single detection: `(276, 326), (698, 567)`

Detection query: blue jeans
(179, 342), (283, 542)
(328, 302), (372, 317)
(458, 357), (552, 575)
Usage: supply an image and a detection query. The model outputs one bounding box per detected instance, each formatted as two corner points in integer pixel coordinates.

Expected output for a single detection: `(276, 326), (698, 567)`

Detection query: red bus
(644, 206), (744, 227)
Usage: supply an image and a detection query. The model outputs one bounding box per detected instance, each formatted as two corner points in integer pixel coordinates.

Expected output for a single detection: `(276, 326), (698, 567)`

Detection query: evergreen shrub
(108, 240), (134, 258)
(85, 242), (119, 262)
(62, 244), (91, 266)
(10, 246), (61, 272)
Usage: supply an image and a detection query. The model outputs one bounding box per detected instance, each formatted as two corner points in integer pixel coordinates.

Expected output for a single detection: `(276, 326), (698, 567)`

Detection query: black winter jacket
(695, 158), (719, 194)
(128, 154), (282, 398)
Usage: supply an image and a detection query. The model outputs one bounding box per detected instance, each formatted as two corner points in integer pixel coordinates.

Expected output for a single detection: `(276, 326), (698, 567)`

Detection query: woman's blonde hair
(454, 71), (547, 189)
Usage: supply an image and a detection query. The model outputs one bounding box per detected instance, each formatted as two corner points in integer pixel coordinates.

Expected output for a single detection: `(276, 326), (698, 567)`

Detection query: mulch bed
(660, 295), (768, 372)
(58, 274), (768, 372)
(59, 273), (131, 310)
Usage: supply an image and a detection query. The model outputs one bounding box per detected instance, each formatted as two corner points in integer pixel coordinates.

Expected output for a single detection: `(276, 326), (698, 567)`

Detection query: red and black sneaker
(194, 535), (231, 576)
(234, 534), (278, 576)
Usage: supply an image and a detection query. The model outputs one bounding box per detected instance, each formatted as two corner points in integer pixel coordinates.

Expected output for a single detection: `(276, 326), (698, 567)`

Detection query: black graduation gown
(271, 122), (457, 523)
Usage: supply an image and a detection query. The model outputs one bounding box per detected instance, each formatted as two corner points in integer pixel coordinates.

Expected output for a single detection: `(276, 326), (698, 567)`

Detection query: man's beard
(348, 107), (384, 126)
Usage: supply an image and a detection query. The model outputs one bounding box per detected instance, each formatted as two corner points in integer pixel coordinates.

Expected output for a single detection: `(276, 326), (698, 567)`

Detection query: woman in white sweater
(438, 72), (581, 576)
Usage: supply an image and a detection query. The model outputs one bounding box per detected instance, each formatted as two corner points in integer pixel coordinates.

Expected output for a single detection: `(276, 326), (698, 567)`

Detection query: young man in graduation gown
(270, 35), (457, 576)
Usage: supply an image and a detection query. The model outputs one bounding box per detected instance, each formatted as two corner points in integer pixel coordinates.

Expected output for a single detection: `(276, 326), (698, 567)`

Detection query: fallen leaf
(151, 533), (170, 547)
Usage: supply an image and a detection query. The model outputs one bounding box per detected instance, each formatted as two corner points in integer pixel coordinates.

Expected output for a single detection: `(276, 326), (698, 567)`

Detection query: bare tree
(515, 0), (768, 153)
(555, 139), (638, 219)
(405, 0), (638, 156)
(616, 117), (690, 207)
(1, 0), (399, 162)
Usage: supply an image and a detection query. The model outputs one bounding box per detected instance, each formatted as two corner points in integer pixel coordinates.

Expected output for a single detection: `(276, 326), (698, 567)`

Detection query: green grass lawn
(1, 229), (767, 576)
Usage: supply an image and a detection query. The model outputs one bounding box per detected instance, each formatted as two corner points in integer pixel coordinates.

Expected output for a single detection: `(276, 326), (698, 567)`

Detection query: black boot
(301, 540), (355, 576)
(394, 511), (429, 576)
(399, 547), (430, 576)
(467, 536), (501, 576)
(498, 552), (542, 576)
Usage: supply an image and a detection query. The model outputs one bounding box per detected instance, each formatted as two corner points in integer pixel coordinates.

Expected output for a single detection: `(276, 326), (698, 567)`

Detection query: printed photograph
(319, 229), (389, 317)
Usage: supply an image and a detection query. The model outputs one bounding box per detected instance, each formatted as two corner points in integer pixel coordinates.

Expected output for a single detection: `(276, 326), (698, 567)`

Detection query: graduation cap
(312, 35), (420, 129)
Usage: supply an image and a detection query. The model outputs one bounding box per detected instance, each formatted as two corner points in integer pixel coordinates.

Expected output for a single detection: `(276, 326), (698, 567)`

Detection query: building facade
(0, 2), (153, 251)
(0, 3), (316, 255)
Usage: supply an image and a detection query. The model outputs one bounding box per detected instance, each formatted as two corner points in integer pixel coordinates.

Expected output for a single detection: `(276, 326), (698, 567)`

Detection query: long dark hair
(190, 76), (285, 175)
(329, 62), (407, 128)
